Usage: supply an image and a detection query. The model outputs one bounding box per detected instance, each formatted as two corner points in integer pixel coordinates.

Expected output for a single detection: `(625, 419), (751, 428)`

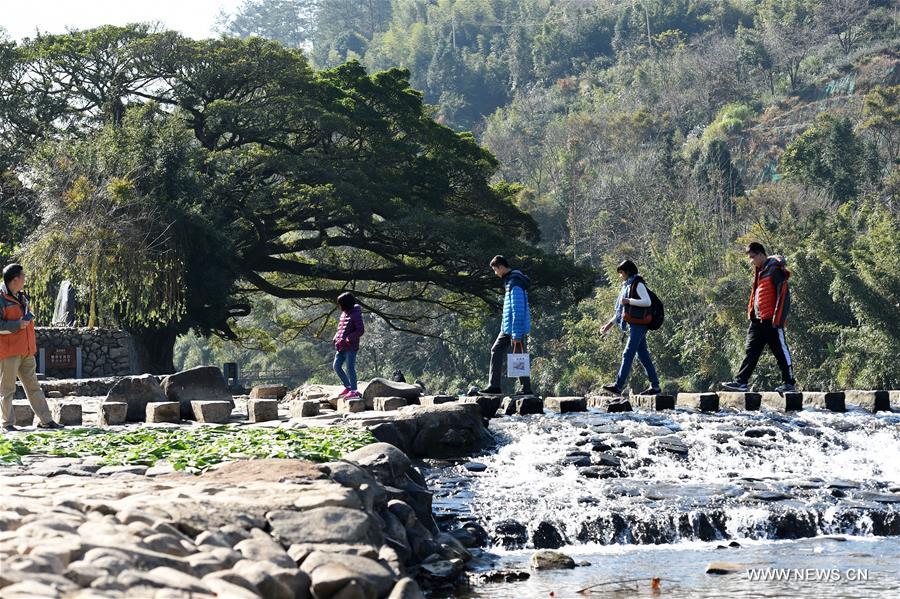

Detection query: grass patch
(0, 426), (375, 473)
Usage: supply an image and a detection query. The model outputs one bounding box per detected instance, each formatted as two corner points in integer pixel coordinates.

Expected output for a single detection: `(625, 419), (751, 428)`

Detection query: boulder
(309, 563), (376, 599)
(300, 551), (396, 597)
(104, 374), (168, 422)
(387, 578), (426, 599)
(99, 402), (127, 426)
(160, 366), (234, 420)
(362, 378), (422, 407)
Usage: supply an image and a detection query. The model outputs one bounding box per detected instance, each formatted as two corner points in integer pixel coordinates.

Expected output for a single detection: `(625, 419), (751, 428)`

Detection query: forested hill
(207, 0), (900, 395)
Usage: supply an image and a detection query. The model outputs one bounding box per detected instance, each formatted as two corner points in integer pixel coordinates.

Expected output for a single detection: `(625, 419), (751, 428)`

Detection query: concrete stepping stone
(11, 402), (34, 426)
(290, 400), (321, 418)
(759, 391), (803, 411)
(247, 399), (279, 422)
(545, 397), (587, 413)
(191, 400), (232, 423)
(718, 392), (761, 411)
(51, 402), (82, 426)
(802, 392), (845, 412)
(146, 402), (181, 423)
(631, 394), (675, 411)
(844, 390), (892, 413)
(99, 402), (127, 426)
(677, 393), (719, 412)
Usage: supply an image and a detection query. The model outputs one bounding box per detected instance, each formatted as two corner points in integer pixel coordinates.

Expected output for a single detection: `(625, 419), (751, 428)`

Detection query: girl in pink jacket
(333, 292), (365, 398)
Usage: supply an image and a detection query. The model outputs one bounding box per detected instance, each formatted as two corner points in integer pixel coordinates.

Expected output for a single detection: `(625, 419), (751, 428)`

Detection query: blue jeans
(615, 324), (659, 390)
(333, 351), (358, 391)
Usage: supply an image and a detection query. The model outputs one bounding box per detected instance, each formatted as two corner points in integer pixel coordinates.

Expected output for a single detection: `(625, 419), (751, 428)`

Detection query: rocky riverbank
(0, 442), (485, 598)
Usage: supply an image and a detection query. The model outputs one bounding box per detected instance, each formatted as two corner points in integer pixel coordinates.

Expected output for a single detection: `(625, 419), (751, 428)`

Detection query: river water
(427, 407), (900, 598)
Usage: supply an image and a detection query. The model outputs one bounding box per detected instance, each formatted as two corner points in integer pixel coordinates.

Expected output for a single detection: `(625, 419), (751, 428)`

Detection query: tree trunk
(130, 327), (178, 375)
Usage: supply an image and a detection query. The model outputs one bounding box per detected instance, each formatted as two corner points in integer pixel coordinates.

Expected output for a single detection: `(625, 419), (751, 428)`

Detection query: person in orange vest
(0, 264), (63, 431)
(721, 243), (796, 393)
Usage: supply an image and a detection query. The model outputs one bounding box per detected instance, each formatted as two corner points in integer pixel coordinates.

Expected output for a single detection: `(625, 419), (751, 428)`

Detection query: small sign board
(47, 347), (76, 369)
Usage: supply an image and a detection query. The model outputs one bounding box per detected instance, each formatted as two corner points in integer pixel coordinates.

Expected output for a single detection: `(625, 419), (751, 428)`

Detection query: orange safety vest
(0, 292), (37, 360)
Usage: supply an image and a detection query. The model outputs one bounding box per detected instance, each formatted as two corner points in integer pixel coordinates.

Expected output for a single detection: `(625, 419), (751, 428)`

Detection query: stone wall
(35, 327), (139, 378)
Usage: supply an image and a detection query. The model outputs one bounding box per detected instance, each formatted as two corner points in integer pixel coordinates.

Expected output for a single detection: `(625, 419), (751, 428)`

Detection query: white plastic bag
(507, 351), (531, 377)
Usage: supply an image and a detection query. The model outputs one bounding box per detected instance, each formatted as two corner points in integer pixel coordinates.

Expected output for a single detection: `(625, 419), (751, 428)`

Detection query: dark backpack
(623, 277), (665, 331)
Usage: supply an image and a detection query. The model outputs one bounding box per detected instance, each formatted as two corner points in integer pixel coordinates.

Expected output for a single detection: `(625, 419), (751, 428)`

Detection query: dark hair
(337, 292), (357, 312)
(2, 264), (23, 286)
(746, 242), (766, 256)
(616, 260), (638, 277)
(490, 255), (510, 269)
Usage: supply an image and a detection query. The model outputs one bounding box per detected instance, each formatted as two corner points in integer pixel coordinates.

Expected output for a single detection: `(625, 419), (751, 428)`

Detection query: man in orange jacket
(0, 264), (62, 431)
(722, 242), (796, 393)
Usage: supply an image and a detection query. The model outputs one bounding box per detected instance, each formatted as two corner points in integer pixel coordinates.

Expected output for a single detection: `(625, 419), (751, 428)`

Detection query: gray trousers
(489, 333), (532, 393)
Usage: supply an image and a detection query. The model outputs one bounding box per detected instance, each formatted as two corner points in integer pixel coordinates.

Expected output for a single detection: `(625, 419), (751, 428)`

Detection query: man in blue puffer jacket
(483, 255), (533, 395)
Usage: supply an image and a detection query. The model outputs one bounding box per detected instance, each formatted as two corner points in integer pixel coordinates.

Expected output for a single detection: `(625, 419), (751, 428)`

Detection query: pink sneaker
(338, 388), (351, 397)
(347, 391), (362, 399)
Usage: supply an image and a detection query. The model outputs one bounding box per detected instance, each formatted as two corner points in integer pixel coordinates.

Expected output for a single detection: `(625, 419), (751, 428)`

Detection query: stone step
(51, 402), (82, 426)
(501, 395), (544, 416)
(631, 394), (675, 411)
(146, 402), (180, 423)
(844, 390), (892, 413)
(247, 398), (280, 422)
(544, 396), (587, 413)
(587, 396), (632, 412)
(289, 399), (321, 418)
(419, 395), (457, 407)
(373, 396), (408, 411)
(802, 392), (846, 412)
(11, 402), (34, 426)
(190, 400), (233, 424)
(717, 392), (762, 411)
(100, 402), (127, 426)
(759, 392), (804, 412)
(676, 393), (719, 412)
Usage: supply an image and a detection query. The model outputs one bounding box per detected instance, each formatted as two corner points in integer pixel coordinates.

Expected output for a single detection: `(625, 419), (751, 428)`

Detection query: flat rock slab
(677, 393), (719, 412)
(146, 402), (180, 423)
(249, 384), (287, 400)
(587, 396), (633, 412)
(759, 391), (804, 412)
(462, 395), (503, 419)
(802, 392), (846, 412)
(545, 397), (587, 414)
(631, 394), (675, 411)
(51, 402), (82, 425)
(100, 402), (128, 426)
(11, 402), (34, 426)
(247, 399), (279, 422)
(191, 401), (232, 424)
(844, 390), (892, 413)
(717, 392), (761, 411)
(160, 366), (234, 420)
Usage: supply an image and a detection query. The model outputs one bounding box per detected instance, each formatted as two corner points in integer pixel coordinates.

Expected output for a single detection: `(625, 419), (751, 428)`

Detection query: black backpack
(624, 277), (665, 331)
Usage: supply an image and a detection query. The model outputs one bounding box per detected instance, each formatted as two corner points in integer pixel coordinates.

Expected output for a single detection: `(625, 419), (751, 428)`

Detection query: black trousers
(489, 333), (532, 393)
(735, 320), (795, 384)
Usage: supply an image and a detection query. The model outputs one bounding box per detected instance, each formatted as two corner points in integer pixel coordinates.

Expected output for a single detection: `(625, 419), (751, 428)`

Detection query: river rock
(492, 520), (527, 549)
(266, 507), (382, 546)
(654, 435), (688, 455)
(363, 378), (423, 406)
(234, 537), (295, 568)
(301, 551), (396, 596)
(530, 550), (575, 570)
(387, 577), (425, 599)
(310, 563), (376, 599)
(250, 385), (287, 400)
(160, 366), (234, 419)
(461, 395), (503, 419)
(104, 374), (168, 422)
(532, 521), (564, 549)
(545, 396), (587, 413)
(501, 395), (544, 416)
(705, 562), (744, 575)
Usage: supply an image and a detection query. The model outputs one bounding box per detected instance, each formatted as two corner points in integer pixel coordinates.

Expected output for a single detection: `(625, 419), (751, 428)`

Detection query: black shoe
(721, 380), (749, 392)
(481, 386), (502, 395)
(3, 425), (16, 432)
(514, 389), (534, 396)
(640, 387), (661, 395)
(37, 421), (64, 430)
(601, 383), (621, 395)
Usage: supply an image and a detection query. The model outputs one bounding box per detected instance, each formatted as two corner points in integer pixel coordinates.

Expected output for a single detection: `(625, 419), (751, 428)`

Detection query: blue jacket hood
(505, 270), (530, 290)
